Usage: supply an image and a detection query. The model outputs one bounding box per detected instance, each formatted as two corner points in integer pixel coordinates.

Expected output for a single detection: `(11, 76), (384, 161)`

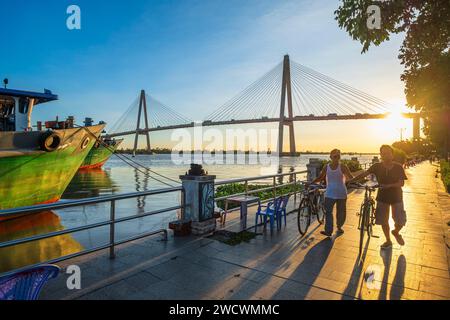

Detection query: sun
(382, 112), (411, 140)
(386, 111), (410, 129)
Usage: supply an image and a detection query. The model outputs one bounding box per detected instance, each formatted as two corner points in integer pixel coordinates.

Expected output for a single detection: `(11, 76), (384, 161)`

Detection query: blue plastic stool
(277, 195), (290, 229)
(254, 197), (282, 233)
(0, 264), (60, 300)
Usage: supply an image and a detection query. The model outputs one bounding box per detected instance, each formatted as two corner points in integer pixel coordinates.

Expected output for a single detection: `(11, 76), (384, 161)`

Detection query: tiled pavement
(40, 162), (450, 300)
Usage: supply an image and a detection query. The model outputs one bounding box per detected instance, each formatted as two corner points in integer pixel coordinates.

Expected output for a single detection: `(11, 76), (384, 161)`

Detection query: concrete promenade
(40, 162), (450, 300)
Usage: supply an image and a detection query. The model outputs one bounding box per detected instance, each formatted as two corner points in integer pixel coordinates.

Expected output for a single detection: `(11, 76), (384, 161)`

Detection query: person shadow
(277, 237), (335, 298)
(378, 248), (392, 300)
(341, 239), (371, 299)
(389, 254), (406, 300)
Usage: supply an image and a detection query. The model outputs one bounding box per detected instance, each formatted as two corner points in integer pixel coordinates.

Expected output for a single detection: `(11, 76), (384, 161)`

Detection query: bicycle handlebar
(303, 183), (326, 189)
(347, 182), (379, 190)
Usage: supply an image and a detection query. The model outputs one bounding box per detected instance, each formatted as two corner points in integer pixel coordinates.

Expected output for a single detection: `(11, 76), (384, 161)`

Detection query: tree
(335, 0), (450, 159)
(392, 138), (433, 157)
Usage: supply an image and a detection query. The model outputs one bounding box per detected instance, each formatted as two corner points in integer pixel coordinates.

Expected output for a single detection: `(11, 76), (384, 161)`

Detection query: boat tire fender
(81, 136), (90, 150)
(40, 131), (62, 152)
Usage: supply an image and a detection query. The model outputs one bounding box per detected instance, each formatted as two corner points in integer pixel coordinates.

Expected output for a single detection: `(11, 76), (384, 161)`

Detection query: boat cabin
(0, 88), (58, 132)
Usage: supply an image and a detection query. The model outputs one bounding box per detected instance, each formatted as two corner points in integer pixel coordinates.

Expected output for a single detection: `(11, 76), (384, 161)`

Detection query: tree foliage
(335, 0), (450, 154)
(392, 138), (434, 157)
(440, 160), (450, 192)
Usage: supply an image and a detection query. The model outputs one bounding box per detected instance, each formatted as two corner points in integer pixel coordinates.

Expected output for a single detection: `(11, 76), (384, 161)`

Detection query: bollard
(179, 164), (216, 236)
(306, 158), (323, 182)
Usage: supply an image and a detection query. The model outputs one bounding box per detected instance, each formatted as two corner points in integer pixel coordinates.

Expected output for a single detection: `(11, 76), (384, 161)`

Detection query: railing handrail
(0, 170), (309, 216)
(0, 187), (184, 277)
(0, 186), (183, 217)
(0, 204), (183, 250)
(215, 169), (307, 186)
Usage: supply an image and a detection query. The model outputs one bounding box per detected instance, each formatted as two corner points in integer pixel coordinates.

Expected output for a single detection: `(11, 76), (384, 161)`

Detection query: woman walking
(310, 149), (354, 236)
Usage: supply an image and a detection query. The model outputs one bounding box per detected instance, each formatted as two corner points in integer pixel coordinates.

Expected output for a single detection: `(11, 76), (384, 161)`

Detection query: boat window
(0, 95), (16, 131)
(18, 97), (29, 114)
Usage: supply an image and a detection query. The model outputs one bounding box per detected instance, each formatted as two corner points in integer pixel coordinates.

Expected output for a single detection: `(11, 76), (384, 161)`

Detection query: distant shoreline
(116, 150), (377, 156)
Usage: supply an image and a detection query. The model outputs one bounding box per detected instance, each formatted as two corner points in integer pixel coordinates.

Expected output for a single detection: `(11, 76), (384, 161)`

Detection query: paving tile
(122, 271), (162, 290)
(418, 281), (450, 298)
(79, 279), (141, 300)
(305, 287), (343, 300)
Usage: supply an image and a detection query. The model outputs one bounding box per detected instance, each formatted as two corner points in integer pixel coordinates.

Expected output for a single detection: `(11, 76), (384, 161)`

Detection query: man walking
(311, 149), (354, 237)
(349, 145), (408, 249)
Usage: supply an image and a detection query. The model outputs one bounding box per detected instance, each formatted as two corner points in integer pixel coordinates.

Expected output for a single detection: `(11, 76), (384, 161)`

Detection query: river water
(0, 153), (376, 273)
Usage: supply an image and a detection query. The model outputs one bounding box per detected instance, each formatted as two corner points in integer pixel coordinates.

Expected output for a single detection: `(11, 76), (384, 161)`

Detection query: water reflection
(0, 211), (83, 273)
(63, 168), (119, 199)
(134, 167), (150, 211)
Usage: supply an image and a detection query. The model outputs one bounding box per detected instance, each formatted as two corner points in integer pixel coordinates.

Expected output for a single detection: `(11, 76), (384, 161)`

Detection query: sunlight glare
(380, 112), (411, 141)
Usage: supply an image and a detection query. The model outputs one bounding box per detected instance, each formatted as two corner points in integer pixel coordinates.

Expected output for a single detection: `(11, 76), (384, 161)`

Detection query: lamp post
(399, 127), (406, 142)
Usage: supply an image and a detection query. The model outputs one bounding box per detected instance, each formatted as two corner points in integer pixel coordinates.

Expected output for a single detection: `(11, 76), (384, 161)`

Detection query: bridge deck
(108, 113), (421, 138)
(40, 162), (449, 300)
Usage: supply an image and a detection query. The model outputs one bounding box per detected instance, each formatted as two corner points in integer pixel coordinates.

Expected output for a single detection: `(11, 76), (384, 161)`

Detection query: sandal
(391, 230), (405, 246)
(381, 241), (393, 249)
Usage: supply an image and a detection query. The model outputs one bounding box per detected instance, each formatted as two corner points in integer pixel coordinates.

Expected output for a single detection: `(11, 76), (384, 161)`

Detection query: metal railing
(216, 170), (307, 197)
(0, 169), (309, 277)
(0, 163), (370, 277)
(214, 170), (308, 229)
(213, 162), (372, 230)
(0, 186), (184, 277)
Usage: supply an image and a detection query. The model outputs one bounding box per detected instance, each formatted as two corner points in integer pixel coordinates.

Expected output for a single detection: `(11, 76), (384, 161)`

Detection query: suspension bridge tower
(278, 55), (297, 156)
(132, 90), (152, 157)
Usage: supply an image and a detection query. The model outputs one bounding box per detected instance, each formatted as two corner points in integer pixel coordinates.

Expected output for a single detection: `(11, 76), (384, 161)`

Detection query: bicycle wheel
(369, 200), (377, 226)
(358, 204), (366, 256)
(367, 203), (374, 237)
(315, 192), (325, 224)
(297, 199), (311, 236)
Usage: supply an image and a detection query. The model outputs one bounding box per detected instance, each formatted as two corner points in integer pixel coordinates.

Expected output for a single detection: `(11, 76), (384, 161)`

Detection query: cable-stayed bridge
(107, 55), (421, 156)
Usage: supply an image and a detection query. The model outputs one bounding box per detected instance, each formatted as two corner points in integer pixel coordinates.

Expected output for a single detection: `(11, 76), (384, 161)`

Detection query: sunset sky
(0, 0), (417, 153)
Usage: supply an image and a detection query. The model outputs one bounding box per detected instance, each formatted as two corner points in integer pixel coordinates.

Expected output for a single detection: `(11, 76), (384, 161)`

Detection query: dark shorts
(375, 201), (407, 226)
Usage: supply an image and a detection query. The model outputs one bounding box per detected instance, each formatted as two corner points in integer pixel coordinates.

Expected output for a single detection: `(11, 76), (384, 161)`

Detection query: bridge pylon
(277, 55), (297, 157)
(132, 90), (152, 157)
(412, 114), (421, 141)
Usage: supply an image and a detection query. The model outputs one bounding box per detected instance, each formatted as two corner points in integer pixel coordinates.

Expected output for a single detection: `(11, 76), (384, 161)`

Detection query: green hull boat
(0, 86), (105, 212)
(79, 138), (123, 170)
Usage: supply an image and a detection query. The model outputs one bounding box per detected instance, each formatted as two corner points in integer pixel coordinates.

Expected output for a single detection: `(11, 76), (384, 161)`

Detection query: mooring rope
(75, 125), (180, 188)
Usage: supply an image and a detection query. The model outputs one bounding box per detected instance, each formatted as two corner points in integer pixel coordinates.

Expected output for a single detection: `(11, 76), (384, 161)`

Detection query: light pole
(399, 127), (406, 142)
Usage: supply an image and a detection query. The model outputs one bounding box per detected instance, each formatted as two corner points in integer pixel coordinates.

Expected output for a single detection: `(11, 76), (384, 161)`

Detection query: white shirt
(325, 163), (348, 200)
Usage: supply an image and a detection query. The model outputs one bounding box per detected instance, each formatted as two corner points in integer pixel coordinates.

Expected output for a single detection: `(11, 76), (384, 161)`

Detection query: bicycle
(297, 183), (326, 237)
(349, 182), (379, 256)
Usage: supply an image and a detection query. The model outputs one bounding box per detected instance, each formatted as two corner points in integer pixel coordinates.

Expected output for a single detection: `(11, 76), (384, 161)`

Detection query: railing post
(180, 188), (186, 220)
(245, 180), (248, 196)
(109, 200), (116, 259)
(273, 176), (276, 201)
(294, 173), (297, 203)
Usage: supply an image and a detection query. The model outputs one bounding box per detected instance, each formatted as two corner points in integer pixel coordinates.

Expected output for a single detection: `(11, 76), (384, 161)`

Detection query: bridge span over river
(107, 55), (422, 156)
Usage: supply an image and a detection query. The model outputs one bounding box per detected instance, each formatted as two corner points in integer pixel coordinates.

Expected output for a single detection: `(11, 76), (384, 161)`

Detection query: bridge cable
(205, 62), (282, 121)
(297, 63), (388, 107)
(292, 62), (390, 113)
(292, 64), (371, 115)
(205, 65), (280, 121)
(211, 65), (280, 121)
(291, 63), (364, 115)
(75, 125), (180, 188)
